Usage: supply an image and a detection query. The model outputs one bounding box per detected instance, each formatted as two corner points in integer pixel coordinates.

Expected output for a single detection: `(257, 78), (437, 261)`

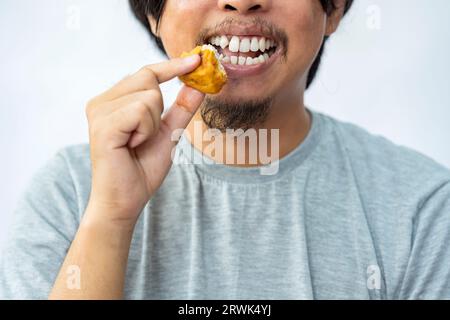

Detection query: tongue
(218, 47), (259, 58)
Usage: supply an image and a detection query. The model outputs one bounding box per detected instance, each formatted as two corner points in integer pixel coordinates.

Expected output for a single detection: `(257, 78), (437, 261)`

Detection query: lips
(200, 23), (283, 79)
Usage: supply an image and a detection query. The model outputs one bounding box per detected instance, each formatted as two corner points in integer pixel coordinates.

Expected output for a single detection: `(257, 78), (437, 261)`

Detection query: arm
(0, 150), (79, 300)
(49, 205), (134, 300)
(48, 55), (204, 300)
(398, 181), (450, 299)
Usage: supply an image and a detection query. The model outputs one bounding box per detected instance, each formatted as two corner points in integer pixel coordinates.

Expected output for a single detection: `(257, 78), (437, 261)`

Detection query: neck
(185, 90), (311, 168)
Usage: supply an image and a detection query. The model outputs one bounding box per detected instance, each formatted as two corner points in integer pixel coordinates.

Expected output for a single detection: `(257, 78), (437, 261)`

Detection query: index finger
(148, 54), (201, 84)
(92, 54), (201, 104)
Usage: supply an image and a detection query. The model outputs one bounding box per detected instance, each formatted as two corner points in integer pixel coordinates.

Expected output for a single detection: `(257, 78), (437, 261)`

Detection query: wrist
(81, 202), (138, 239)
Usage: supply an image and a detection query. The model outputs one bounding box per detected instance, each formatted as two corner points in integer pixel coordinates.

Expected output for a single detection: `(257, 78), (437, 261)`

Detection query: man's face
(152, 0), (342, 129)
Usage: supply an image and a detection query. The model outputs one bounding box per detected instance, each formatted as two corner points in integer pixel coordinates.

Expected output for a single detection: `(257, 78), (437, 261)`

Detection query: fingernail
(182, 54), (200, 65)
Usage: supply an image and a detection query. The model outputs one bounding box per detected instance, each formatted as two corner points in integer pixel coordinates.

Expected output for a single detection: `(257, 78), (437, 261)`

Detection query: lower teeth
(212, 45), (276, 66)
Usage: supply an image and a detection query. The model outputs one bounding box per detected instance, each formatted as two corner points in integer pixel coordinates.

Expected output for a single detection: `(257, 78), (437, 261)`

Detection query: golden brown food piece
(179, 45), (227, 94)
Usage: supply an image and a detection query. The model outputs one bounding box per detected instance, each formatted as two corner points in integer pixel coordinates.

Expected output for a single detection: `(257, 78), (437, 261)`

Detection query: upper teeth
(209, 35), (276, 53)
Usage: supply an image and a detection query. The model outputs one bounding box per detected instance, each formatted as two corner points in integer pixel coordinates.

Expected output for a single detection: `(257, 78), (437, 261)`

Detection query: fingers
(88, 89), (164, 119)
(105, 101), (156, 150)
(87, 89), (165, 150)
(133, 86), (205, 175)
(162, 85), (205, 133)
(148, 55), (201, 83)
(92, 55), (201, 103)
(86, 56), (204, 152)
(88, 85), (204, 156)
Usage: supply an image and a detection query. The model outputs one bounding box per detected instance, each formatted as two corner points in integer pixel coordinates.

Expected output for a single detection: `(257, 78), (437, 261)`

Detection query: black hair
(129, 0), (353, 89)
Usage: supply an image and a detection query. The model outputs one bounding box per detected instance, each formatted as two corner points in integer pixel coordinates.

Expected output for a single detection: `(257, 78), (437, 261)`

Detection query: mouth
(207, 35), (278, 67)
(201, 28), (283, 78)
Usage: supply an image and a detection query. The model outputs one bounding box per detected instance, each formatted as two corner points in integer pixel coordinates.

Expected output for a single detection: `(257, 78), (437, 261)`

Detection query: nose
(217, 0), (271, 14)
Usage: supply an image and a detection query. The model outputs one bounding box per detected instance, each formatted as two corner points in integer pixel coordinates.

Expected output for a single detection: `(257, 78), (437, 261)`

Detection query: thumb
(162, 85), (205, 133)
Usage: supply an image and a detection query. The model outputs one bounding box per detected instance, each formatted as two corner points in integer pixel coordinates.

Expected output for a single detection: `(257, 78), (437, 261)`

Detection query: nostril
(223, 4), (262, 12)
(224, 4), (237, 11)
(249, 5), (262, 11)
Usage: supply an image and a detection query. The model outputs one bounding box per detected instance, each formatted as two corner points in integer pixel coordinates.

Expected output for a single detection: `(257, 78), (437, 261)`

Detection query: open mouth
(206, 35), (278, 66)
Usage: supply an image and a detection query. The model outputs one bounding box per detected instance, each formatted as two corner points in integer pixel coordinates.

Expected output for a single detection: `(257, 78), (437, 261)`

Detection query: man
(1, 0), (449, 300)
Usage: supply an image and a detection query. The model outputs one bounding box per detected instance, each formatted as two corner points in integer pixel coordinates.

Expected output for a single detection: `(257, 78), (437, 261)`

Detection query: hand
(84, 55), (204, 227)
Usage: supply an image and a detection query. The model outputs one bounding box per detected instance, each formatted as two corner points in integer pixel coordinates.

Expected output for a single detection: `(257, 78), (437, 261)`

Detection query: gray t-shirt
(1, 110), (450, 300)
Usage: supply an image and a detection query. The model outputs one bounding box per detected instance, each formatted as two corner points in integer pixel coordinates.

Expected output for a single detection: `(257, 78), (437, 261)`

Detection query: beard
(200, 96), (274, 131)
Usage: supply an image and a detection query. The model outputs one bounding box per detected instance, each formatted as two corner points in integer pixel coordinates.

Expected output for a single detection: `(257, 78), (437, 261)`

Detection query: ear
(147, 16), (159, 36)
(325, 0), (346, 36)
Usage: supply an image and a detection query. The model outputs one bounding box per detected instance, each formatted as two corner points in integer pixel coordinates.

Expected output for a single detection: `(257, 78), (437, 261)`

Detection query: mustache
(195, 17), (289, 58)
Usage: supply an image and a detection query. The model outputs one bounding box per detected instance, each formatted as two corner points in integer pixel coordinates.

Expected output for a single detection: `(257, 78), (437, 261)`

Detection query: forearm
(47, 55), (203, 300)
(49, 206), (135, 300)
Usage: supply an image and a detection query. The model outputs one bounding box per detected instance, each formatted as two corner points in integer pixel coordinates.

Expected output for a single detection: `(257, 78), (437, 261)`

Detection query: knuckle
(85, 97), (103, 119)
(143, 88), (159, 100)
(88, 118), (104, 137)
(135, 101), (158, 135)
(143, 89), (164, 115)
(86, 96), (100, 109)
(85, 100), (96, 118)
(139, 66), (158, 85)
(134, 101), (149, 117)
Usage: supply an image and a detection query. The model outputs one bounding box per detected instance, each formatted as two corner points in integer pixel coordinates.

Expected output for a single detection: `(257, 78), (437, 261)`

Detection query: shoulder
(0, 144), (91, 299)
(321, 112), (450, 179)
(24, 144), (90, 190)
(23, 144), (92, 215)
(8, 143), (92, 239)
(46, 144), (92, 185)
(317, 112), (450, 209)
(56, 143), (91, 172)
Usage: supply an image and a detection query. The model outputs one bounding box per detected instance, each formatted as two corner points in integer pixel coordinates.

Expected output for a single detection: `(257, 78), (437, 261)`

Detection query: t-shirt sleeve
(398, 181), (450, 299)
(0, 150), (80, 299)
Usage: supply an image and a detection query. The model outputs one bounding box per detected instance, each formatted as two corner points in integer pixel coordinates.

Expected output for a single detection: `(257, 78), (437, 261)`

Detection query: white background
(1, 0), (449, 248)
